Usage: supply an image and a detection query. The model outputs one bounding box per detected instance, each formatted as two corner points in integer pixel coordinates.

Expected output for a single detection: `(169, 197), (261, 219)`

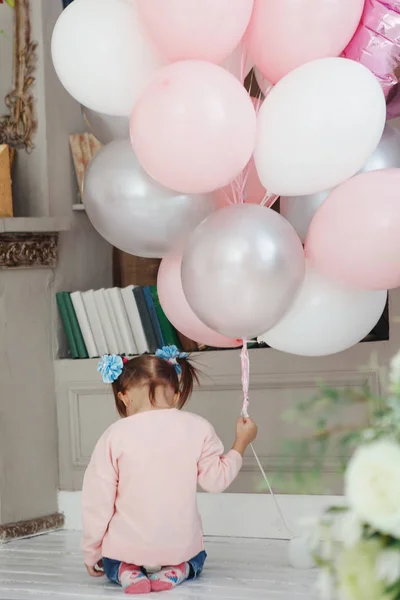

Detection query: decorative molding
(0, 513), (64, 543)
(68, 384), (112, 469)
(0, 232), (58, 268)
(64, 369), (378, 475)
(0, 0), (37, 152)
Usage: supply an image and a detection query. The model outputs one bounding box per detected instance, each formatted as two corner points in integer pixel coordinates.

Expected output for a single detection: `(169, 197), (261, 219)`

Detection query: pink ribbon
(240, 340), (250, 418)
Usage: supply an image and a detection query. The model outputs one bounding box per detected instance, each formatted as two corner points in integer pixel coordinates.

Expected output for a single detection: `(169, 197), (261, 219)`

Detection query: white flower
(331, 511), (362, 548)
(345, 439), (400, 537)
(376, 549), (400, 586)
(389, 351), (400, 386)
(316, 569), (335, 600)
(337, 541), (388, 600)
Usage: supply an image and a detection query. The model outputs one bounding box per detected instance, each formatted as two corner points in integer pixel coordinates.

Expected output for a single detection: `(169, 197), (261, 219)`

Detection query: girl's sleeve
(197, 424), (243, 493)
(81, 428), (118, 566)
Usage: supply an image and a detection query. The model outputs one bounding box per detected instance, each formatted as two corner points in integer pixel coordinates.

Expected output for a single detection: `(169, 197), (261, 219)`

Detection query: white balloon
(52, 0), (165, 116)
(254, 58), (386, 196)
(259, 264), (387, 357)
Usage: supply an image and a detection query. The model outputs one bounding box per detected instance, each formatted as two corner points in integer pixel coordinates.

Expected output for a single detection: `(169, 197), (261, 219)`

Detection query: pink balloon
(342, 0), (400, 119)
(306, 169), (400, 290)
(131, 61), (257, 194)
(136, 0), (254, 64)
(157, 256), (241, 348)
(246, 0), (365, 84)
(214, 96), (266, 206)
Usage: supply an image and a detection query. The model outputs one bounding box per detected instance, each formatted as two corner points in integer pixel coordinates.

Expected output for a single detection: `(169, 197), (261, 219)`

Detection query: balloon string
(239, 341), (294, 539)
(261, 192), (279, 208)
(249, 443), (294, 539)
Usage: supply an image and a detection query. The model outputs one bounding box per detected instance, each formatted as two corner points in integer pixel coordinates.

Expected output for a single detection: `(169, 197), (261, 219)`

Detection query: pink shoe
(150, 563), (190, 592)
(119, 563), (151, 595)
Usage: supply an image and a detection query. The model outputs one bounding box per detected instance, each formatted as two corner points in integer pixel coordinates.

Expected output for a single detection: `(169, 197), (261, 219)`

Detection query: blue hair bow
(98, 354), (124, 384)
(156, 345), (188, 375)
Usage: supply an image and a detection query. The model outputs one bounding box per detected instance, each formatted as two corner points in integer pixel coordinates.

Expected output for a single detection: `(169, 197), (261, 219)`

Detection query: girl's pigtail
(176, 356), (200, 409)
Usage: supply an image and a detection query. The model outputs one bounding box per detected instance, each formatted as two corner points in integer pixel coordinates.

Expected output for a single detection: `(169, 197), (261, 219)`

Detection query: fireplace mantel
(0, 216), (70, 268)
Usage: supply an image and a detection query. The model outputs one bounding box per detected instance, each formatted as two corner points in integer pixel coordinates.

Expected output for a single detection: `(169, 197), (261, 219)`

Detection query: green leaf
(325, 506), (349, 514)
(5, 0), (16, 7)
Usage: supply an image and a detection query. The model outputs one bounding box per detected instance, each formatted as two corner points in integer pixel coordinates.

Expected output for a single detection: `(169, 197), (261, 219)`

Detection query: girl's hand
(233, 417), (258, 456)
(85, 560), (104, 578)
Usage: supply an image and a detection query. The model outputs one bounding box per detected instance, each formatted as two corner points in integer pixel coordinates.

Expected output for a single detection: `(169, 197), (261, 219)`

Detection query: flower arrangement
(308, 352), (400, 600)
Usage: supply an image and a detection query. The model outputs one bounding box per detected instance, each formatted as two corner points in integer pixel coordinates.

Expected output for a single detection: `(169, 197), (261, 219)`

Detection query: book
(149, 285), (181, 348)
(63, 292), (88, 358)
(143, 286), (165, 348)
(108, 288), (137, 356)
(70, 291), (98, 358)
(104, 289), (125, 355)
(0, 145), (13, 217)
(56, 292), (78, 359)
(121, 286), (149, 355)
(82, 290), (108, 356)
(133, 287), (158, 353)
(69, 133), (102, 200)
(93, 289), (119, 355)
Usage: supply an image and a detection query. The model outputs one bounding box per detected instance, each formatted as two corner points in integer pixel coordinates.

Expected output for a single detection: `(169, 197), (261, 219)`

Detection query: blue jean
(102, 551), (207, 586)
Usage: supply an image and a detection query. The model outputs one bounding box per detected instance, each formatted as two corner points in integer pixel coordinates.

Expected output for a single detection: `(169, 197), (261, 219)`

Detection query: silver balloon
(181, 204), (305, 339)
(83, 140), (217, 258)
(280, 191), (328, 244)
(281, 123), (400, 242)
(82, 107), (130, 145)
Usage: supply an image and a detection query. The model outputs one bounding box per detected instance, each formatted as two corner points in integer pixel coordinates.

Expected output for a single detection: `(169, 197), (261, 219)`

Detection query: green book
(63, 292), (89, 359)
(56, 292), (79, 359)
(150, 285), (181, 349)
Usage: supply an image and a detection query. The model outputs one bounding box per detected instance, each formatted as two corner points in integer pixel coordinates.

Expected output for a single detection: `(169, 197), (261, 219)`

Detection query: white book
(81, 290), (108, 356)
(70, 291), (98, 358)
(104, 289), (125, 355)
(93, 289), (119, 355)
(121, 285), (149, 355)
(108, 287), (137, 356)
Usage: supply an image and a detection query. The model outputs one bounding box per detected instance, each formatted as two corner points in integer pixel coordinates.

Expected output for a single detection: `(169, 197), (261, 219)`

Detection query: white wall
(0, 0), (112, 526)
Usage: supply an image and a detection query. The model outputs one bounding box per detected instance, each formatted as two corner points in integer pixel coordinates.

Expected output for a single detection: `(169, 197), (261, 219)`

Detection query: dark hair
(112, 354), (200, 417)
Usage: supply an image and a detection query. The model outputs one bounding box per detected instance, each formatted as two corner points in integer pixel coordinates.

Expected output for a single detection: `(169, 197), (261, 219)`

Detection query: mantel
(0, 217), (70, 269)
(0, 217), (71, 233)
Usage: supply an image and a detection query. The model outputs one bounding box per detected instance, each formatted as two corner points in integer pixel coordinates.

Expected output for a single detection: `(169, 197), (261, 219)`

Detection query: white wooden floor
(0, 532), (317, 599)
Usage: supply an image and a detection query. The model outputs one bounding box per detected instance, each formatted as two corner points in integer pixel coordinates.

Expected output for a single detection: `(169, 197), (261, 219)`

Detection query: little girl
(82, 346), (258, 595)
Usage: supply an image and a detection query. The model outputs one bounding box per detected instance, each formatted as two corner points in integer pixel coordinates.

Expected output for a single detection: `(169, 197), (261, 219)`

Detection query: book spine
(56, 293), (79, 359)
(70, 292), (98, 358)
(143, 286), (165, 348)
(150, 285), (181, 348)
(109, 288), (137, 356)
(121, 286), (149, 355)
(63, 292), (88, 359)
(133, 287), (158, 353)
(82, 290), (109, 356)
(94, 290), (120, 355)
(104, 289), (125, 355)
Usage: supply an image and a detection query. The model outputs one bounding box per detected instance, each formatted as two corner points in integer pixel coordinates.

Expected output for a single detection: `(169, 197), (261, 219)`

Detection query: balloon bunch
(52, 0), (400, 357)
